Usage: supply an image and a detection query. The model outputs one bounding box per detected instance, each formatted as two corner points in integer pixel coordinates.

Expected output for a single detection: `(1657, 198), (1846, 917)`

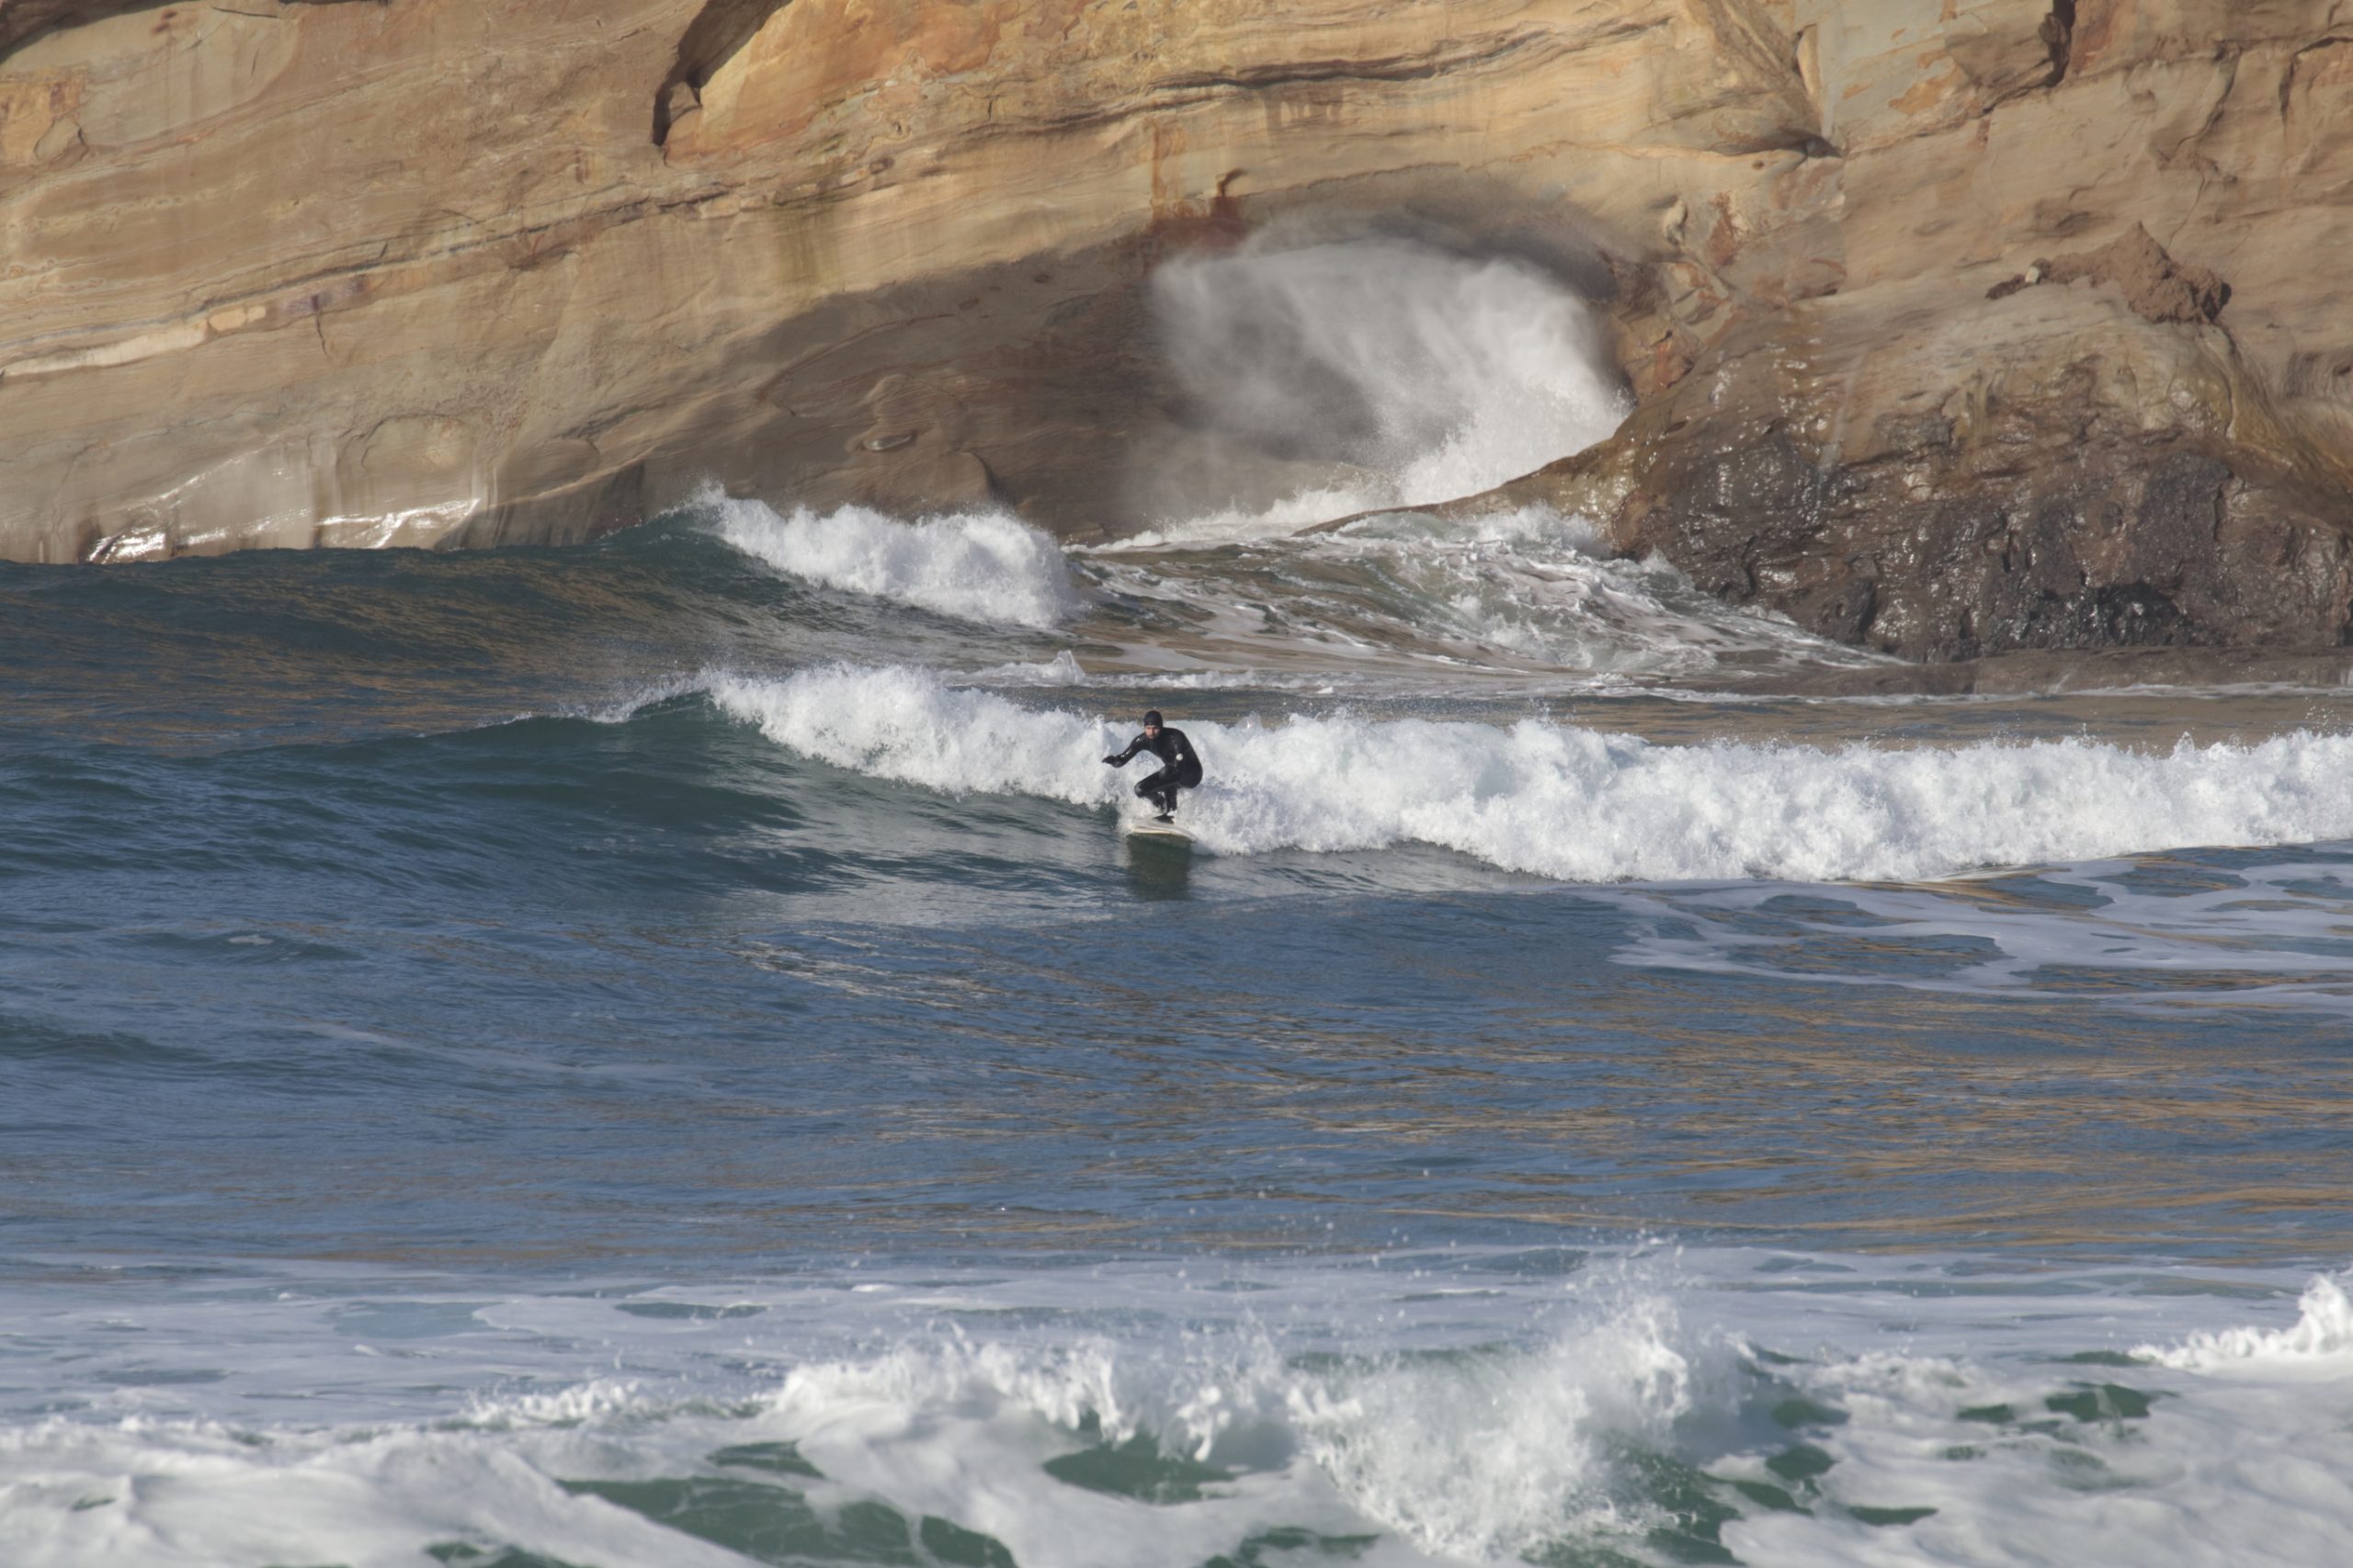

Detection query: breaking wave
(710, 492), (1076, 628)
(0, 1267), (1711, 1568)
(1082, 506), (1878, 677)
(17, 1256), (2353, 1568)
(762, 1295), (1702, 1566)
(2141, 1274), (2353, 1369)
(702, 664), (2353, 882)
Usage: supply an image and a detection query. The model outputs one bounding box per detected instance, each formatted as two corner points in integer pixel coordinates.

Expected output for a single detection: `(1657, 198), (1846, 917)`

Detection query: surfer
(1104, 710), (1203, 822)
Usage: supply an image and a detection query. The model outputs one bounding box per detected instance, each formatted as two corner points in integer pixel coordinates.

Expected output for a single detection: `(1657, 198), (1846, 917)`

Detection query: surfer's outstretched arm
(1103, 734), (1144, 767)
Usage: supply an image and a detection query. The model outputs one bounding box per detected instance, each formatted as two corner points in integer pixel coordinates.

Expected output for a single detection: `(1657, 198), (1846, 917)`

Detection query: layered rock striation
(1, 0), (2348, 660)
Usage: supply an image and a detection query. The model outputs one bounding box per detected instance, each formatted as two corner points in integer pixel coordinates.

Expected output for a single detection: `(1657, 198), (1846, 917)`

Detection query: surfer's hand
(1101, 755), (1119, 766)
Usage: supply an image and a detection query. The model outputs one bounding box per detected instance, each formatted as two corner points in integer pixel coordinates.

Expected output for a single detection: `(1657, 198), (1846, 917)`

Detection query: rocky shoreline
(2, 1), (2348, 663)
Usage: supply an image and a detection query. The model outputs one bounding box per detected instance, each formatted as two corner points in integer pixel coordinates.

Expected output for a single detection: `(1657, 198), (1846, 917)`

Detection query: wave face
(709, 663), (2353, 882)
(712, 491), (1077, 628)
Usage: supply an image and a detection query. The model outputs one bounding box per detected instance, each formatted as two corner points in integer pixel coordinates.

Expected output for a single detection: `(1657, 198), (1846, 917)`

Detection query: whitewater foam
(709, 491), (1076, 628)
(1292, 1294), (1700, 1562)
(705, 664), (2353, 883)
(964, 651), (1313, 692)
(707, 244), (1631, 633)
(1152, 239), (1630, 523)
(699, 464), (1864, 683)
(14, 1256), (2353, 1568)
(1075, 506), (1879, 681)
(1715, 1267), (2353, 1568)
(2140, 1275), (2353, 1370)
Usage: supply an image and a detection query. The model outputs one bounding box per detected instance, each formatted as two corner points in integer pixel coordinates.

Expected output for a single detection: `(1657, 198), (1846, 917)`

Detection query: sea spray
(1291, 1293), (1700, 1562)
(1152, 238), (1631, 519)
(713, 243), (1631, 570)
(706, 664), (2353, 883)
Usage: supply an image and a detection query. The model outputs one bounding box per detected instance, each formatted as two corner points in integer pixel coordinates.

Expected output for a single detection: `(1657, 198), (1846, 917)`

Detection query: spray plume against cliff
(11, 8), (2353, 1568)
(1147, 238), (1629, 523)
(7, 0), (2347, 666)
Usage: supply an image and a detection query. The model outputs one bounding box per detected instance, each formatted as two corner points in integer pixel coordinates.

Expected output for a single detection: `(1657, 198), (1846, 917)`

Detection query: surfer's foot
(1154, 813), (1175, 823)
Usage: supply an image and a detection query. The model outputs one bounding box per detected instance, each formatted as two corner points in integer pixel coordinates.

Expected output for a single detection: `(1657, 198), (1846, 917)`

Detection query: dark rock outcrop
(1461, 294), (2353, 661)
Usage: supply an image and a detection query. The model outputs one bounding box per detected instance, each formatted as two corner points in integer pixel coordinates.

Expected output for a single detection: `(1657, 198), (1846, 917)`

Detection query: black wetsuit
(1105, 727), (1204, 817)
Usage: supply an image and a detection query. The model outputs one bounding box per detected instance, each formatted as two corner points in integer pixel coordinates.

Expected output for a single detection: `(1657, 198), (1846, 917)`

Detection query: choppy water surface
(9, 236), (2353, 1563)
(7, 498), (2353, 1568)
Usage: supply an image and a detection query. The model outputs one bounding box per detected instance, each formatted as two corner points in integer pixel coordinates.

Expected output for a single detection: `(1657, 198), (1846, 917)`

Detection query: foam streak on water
(707, 663), (2353, 883)
(1613, 859), (2353, 1010)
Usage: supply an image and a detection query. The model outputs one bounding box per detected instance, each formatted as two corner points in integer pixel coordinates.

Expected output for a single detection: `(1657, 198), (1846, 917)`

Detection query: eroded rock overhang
(0, 0), (2348, 661)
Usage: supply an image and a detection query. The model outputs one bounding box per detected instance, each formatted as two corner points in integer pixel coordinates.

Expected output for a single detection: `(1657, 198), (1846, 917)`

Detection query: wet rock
(1446, 279), (2353, 660)
(1422, 0), (2353, 661)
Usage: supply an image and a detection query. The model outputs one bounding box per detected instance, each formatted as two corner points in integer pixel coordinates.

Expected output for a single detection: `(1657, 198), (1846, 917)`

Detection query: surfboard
(1125, 816), (1193, 841)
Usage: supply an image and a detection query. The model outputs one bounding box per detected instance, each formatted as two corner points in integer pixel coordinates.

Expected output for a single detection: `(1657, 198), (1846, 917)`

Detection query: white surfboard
(1124, 815), (1193, 841)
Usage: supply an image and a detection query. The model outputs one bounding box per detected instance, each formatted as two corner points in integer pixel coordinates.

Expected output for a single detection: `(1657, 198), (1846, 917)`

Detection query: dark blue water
(7, 518), (2353, 1567)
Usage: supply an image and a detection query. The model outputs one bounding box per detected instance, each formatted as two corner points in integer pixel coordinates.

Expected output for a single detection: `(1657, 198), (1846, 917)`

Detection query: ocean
(7, 250), (2353, 1567)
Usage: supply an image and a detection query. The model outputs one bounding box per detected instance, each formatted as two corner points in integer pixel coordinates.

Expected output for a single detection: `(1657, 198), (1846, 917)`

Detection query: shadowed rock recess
(3, 0), (2350, 658)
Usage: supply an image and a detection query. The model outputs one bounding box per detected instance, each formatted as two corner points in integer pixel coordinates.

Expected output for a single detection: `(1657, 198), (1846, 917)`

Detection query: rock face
(0, 0), (1735, 562)
(1433, 2), (2353, 659)
(1, 0), (2349, 659)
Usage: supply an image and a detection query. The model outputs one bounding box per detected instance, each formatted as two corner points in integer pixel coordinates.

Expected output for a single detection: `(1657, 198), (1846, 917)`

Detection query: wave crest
(710, 493), (1076, 629)
(2139, 1276), (2353, 1370)
(704, 665), (2353, 882)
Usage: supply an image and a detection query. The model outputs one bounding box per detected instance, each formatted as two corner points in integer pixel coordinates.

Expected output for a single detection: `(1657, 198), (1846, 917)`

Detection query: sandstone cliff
(1459, 2), (2353, 659)
(2, 1), (2349, 659)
